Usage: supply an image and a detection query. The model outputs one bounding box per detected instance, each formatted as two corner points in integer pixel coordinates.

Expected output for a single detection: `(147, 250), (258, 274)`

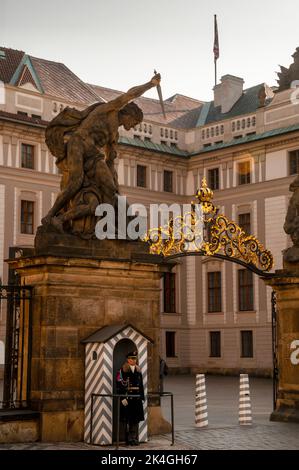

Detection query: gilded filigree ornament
(143, 178), (273, 273)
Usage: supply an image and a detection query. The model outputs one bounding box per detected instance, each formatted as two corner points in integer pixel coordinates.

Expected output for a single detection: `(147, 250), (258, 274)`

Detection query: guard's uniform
(116, 357), (144, 445)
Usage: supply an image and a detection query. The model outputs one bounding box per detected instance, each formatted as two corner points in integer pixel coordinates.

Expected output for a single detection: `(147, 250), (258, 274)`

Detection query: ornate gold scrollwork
(143, 177), (273, 273)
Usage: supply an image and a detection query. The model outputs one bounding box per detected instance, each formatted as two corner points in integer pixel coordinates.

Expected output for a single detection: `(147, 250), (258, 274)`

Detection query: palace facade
(1, 46), (299, 376)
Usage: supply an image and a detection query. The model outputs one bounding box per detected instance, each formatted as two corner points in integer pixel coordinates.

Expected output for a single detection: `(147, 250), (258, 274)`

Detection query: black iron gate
(271, 290), (278, 410)
(0, 285), (33, 409)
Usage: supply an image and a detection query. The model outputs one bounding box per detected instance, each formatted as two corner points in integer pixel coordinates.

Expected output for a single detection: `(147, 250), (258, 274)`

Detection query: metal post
(116, 395), (120, 450)
(170, 393), (174, 445)
(90, 394), (94, 444)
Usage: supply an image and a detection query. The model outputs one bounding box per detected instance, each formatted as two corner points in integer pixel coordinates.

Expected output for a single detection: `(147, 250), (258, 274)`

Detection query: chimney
(213, 74), (244, 114)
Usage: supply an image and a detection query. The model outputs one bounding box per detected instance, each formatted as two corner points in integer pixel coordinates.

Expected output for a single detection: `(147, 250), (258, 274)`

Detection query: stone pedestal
(8, 236), (170, 441)
(265, 264), (299, 423)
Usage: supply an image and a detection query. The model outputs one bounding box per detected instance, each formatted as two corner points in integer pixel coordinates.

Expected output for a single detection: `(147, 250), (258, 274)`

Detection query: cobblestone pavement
(1, 375), (298, 450)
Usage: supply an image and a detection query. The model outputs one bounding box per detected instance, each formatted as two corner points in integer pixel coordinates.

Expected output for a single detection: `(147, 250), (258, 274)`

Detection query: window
(144, 136), (151, 142)
(208, 272), (222, 312)
(210, 331), (221, 357)
(21, 200), (34, 234)
(164, 170), (173, 192)
(246, 132), (256, 137)
(208, 168), (219, 190)
(238, 161), (251, 185)
(17, 111), (28, 116)
(203, 143), (211, 148)
(31, 114), (41, 119)
(21, 144), (34, 169)
(289, 150), (299, 175)
(241, 330), (253, 358)
(220, 125), (224, 134)
(238, 213), (251, 234)
(234, 135), (243, 140)
(170, 142), (177, 148)
(161, 140), (167, 146)
(133, 134), (141, 140)
(136, 164), (147, 188)
(164, 272), (176, 313)
(166, 331), (176, 357)
(238, 269), (254, 311)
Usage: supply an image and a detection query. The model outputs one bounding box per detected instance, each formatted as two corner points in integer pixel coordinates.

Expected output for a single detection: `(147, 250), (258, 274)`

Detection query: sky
(1, 0), (299, 102)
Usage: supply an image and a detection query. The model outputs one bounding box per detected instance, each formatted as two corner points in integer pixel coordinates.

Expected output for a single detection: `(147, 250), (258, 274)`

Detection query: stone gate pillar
(265, 265), (299, 423)
(8, 236), (171, 441)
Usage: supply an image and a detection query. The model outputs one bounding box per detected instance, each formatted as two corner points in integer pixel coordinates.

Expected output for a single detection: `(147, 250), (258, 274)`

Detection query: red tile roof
(30, 56), (101, 104)
(0, 47), (25, 83)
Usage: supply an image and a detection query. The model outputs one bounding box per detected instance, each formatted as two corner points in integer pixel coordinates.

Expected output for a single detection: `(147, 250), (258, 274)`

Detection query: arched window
(232, 122), (235, 132)
(160, 128), (164, 137)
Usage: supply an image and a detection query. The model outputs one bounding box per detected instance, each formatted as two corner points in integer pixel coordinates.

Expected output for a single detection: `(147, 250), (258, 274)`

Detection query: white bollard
(195, 374), (208, 427)
(239, 373), (252, 425)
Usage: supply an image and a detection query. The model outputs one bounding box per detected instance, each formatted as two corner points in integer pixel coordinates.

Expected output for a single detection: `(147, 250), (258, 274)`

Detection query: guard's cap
(126, 350), (138, 359)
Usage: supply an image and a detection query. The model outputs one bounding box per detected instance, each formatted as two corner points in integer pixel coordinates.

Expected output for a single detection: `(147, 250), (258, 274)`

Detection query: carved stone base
(270, 404), (299, 423)
(8, 242), (170, 442)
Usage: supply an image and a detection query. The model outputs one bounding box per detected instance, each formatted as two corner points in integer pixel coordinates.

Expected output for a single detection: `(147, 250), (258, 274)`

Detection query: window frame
(136, 164), (147, 188)
(165, 331), (176, 358)
(238, 212), (251, 235)
(241, 330), (253, 358)
(289, 149), (299, 175)
(238, 161), (251, 185)
(207, 168), (220, 190)
(20, 200), (34, 235)
(207, 271), (222, 313)
(163, 170), (173, 193)
(210, 331), (221, 358)
(21, 143), (35, 170)
(163, 272), (176, 313)
(238, 269), (254, 312)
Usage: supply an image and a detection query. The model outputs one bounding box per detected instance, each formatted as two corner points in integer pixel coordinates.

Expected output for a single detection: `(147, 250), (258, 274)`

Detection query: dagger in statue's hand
(154, 69), (166, 119)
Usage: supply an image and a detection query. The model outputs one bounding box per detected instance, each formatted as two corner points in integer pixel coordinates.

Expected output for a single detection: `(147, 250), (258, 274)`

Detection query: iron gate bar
(164, 251), (276, 278)
(90, 392), (174, 449)
(1, 285), (33, 409)
(271, 290), (278, 411)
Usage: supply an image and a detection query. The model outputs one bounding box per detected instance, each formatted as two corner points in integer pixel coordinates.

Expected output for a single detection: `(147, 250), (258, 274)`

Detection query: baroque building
(1, 46), (299, 376)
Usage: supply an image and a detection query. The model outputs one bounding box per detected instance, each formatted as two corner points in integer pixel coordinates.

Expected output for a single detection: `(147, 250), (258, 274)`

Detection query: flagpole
(213, 14), (219, 87)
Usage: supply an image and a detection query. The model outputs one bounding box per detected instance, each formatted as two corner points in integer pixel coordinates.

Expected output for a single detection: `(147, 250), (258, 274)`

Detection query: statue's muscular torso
(70, 109), (119, 161)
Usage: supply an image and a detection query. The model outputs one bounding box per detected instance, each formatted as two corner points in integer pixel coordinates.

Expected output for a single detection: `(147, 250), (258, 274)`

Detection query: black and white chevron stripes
(84, 326), (149, 445)
(195, 374), (208, 427)
(239, 373), (252, 425)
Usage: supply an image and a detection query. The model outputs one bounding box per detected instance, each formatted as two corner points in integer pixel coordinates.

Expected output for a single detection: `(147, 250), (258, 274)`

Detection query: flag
(213, 14), (219, 61)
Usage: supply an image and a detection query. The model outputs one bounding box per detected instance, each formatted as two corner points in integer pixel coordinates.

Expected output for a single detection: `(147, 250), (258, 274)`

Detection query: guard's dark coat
(116, 363), (145, 423)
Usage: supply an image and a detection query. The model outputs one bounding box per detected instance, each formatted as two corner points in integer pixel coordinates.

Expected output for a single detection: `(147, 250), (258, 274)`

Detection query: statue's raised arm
(92, 72), (161, 116)
(41, 72), (162, 239)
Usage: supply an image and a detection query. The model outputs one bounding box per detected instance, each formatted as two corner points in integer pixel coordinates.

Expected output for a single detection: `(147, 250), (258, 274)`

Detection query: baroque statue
(41, 73), (161, 238)
(283, 175), (299, 262)
(277, 47), (299, 92)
